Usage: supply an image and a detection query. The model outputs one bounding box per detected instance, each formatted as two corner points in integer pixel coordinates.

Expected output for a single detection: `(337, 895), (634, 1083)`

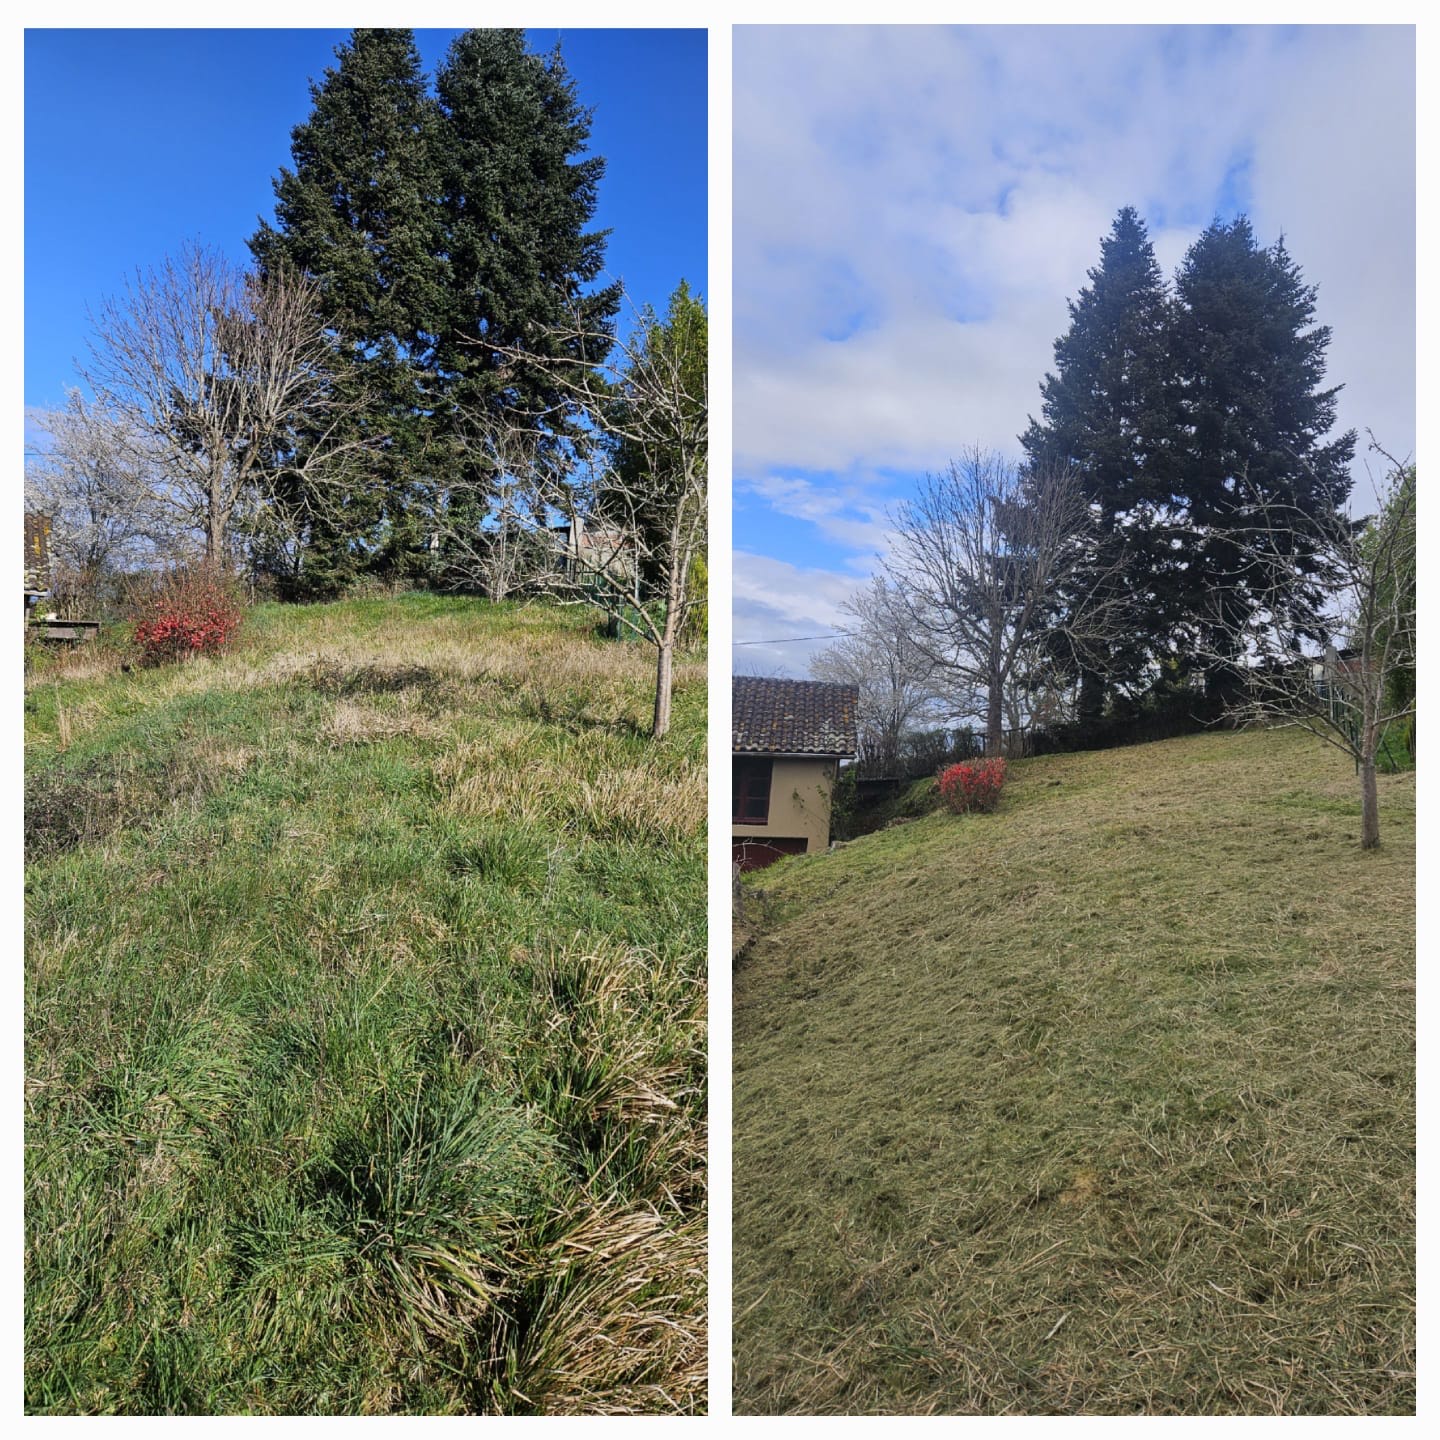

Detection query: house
(1311, 644), (1374, 716)
(549, 515), (637, 590)
(733, 676), (858, 871)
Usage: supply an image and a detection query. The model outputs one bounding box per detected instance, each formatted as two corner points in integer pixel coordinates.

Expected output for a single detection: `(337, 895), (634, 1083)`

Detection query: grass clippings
(733, 728), (1414, 1416)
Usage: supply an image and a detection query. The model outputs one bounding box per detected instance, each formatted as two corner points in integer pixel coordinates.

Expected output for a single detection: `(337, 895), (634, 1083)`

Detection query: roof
(733, 676), (858, 758)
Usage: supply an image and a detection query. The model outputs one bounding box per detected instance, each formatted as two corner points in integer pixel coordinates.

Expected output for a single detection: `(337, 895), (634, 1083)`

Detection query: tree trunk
(1077, 666), (1104, 733)
(986, 681), (1003, 759)
(1359, 757), (1380, 849)
(652, 636), (674, 739)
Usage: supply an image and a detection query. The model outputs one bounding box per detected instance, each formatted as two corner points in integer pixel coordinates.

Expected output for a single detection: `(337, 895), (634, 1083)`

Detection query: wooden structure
(24, 511), (101, 641)
(551, 515), (637, 589)
(29, 618), (101, 644)
(24, 512), (52, 615)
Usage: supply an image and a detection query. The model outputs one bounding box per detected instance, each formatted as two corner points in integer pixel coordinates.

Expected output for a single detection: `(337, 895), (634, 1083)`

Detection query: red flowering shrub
(938, 758), (1007, 814)
(131, 567), (244, 666)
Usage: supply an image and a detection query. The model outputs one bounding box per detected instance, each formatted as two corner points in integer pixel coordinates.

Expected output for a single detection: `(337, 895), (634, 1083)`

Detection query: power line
(732, 631), (854, 646)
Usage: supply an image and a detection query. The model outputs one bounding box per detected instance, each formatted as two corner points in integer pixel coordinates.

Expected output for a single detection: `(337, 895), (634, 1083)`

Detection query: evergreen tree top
(1020, 202), (1175, 509)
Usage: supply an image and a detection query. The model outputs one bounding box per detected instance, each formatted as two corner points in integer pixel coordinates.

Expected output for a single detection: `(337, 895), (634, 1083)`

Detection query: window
(732, 757), (773, 825)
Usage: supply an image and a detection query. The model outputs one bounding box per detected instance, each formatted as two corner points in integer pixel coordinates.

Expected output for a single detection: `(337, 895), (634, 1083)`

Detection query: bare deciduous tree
(1197, 443), (1415, 850)
(883, 447), (1125, 757)
(24, 391), (170, 598)
(477, 286), (707, 739)
(79, 241), (371, 566)
(422, 414), (558, 601)
(809, 576), (952, 775)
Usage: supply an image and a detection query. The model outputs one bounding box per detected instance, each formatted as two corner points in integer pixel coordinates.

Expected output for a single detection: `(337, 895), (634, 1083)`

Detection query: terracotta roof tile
(732, 676), (858, 757)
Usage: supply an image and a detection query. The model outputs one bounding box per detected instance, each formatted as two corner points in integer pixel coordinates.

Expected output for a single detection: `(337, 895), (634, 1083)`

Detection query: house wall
(559, 519), (636, 586)
(732, 755), (840, 853)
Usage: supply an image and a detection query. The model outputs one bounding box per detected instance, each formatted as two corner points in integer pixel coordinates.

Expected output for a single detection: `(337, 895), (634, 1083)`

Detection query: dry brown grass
(512, 1203), (707, 1414)
(734, 728), (1414, 1415)
(319, 698), (444, 748)
(493, 940), (707, 1413)
(439, 737), (705, 845)
(25, 641), (130, 689)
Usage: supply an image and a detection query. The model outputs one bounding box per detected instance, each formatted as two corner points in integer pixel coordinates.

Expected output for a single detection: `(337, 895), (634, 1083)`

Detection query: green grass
(25, 594), (706, 1415)
(734, 729), (1414, 1415)
(1375, 718), (1415, 774)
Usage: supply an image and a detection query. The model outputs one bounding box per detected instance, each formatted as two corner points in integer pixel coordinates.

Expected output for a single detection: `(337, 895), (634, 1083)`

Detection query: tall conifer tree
(429, 30), (621, 584)
(1020, 207), (1180, 722)
(1169, 217), (1355, 685)
(250, 28), (443, 594)
(252, 28), (621, 593)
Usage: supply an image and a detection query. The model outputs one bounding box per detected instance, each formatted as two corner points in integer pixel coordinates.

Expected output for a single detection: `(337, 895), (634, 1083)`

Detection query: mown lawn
(25, 594), (706, 1415)
(733, 728), (1414, 1415)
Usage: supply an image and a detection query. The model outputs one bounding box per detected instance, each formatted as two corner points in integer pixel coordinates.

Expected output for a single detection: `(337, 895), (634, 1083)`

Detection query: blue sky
(24, 27), (707, 420)
(732, 24), (1416, 677)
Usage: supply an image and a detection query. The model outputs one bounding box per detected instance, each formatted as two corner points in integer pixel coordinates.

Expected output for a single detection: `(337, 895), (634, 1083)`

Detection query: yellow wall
(732, 756), (839, 853)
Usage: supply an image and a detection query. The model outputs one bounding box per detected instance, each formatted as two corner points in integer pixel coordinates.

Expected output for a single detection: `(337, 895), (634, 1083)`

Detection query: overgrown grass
(734, 728), (1414, 1415)
(25, 593), (706, 1415)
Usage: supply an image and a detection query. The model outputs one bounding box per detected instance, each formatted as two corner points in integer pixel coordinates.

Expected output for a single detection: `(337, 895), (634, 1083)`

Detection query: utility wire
(732, 631), (854, 645)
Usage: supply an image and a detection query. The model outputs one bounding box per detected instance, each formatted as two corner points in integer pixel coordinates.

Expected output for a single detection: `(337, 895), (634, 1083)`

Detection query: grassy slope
(25, 595), (706, 1415)
(734, 729), (1414, 1415)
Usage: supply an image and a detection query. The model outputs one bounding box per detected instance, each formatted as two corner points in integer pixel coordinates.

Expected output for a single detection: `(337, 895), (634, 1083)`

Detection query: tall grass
(25, 594), (706, 1414)
(734, 728), (1414, 1415)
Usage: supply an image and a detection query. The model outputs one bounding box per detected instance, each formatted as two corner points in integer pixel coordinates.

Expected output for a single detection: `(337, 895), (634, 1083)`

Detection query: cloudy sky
(732, 24), (1416, 677)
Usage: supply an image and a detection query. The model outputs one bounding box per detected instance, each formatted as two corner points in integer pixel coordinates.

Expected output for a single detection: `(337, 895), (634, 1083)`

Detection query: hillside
(733, 729), (1414, 1415)
(25, 595), (706, 1415)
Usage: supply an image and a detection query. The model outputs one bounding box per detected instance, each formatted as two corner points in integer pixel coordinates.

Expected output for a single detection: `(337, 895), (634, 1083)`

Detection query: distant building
(733, 676), (858, 871)
(1311, 644), (1376, 718)
(549, 515), (637, 590)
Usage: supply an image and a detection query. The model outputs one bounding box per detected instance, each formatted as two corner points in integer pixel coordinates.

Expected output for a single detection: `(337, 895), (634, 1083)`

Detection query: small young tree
(1201, 444), (1416, 850)
(883, 448), (1126, 757)
(481, 283), (708, 739)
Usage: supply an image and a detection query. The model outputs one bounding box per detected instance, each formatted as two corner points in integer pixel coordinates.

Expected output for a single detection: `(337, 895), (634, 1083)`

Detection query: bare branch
(25, 391), (174, 584)
(882, 448), (1133, 757)
(810, 576), (958, 774)
(1190, 455), (1415, 848)
(79, 241), (378, 566)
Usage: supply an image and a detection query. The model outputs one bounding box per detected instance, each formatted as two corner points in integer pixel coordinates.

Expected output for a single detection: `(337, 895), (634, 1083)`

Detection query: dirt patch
(302, 658), (453, 703)
(25, 760), (138, 861)
(25, 744), (251, 863)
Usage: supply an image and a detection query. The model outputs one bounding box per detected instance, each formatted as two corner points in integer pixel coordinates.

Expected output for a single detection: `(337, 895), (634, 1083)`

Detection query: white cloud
(740, 472), (894, 556)
(734, 24), (1416, 505)
(731, 550), (864, 677)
